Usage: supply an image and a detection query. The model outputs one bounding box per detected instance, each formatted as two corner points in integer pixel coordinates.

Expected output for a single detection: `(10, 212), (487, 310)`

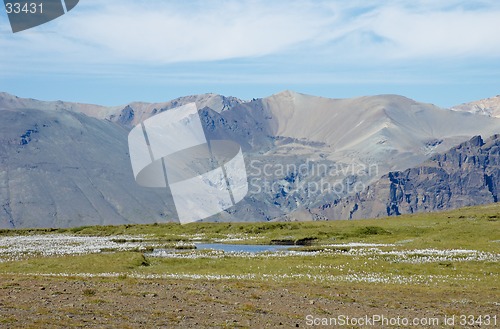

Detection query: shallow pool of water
(194, 243), (290, 253)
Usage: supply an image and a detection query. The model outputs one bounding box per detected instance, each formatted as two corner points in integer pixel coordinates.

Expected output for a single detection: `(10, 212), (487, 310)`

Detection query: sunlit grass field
(0, 203), (498, 283)
(0, 203), (498, 327)
(1, 202), (499, 248)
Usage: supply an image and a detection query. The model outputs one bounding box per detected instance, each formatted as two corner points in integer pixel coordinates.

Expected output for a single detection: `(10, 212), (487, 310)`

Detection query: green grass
(1, 202), (498, 251)
(0, 203), (497, 294)
(0, 204), (497, 329)
(0, 200), (497, 329)
(0, 252), (150, 274)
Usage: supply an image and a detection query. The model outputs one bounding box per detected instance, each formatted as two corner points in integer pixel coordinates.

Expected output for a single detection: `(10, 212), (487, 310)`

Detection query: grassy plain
(0, 203), (498, 328)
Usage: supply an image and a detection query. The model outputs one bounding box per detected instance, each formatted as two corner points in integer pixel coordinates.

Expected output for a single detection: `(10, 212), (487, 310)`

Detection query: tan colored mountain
(1, 91), (499, 228)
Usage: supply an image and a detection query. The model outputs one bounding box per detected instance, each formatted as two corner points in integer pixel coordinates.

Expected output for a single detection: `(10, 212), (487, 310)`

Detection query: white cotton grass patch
(345, 248), (500, 264)
(323, 243), (396, 248)
(1, 235), (497, 265)
(178, 233), (206, 241)
(146, 249), (323, 259)
(395, 239), (414, 244)
(175, 233), (259, 243)
(5, 271), (489, 286)
(0, 234), (151, 262)
(214, 234), (259, 243)
(147, 244), (499, 264)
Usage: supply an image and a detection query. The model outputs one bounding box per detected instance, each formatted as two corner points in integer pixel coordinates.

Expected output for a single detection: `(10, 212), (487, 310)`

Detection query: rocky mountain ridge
(1, 91), (499, 228)
(451, 95), (500, 118)
(319, 135), (500, 219)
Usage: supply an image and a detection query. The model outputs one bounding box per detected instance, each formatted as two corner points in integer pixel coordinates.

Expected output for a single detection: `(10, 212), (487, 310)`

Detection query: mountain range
(0, 91), (499, 228)
(318, 135), (500, 220)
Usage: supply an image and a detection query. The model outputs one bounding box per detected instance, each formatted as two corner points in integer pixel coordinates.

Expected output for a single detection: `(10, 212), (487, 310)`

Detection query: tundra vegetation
(0, 203), (498, 328)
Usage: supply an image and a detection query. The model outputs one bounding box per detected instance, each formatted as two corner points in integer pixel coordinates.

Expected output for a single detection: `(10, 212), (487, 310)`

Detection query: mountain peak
(1, 91), (500, 227)
(273, 90), (299, 96)
(450, 95), (500, 118)
(268, 90), (308, 100)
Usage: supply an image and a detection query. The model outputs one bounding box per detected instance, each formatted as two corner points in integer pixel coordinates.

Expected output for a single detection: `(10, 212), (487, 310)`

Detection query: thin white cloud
(310, 0), (500, 62)
(0, 0), (499, 75)
(0, 0), (335, 64)
(368, 5), (500, 59)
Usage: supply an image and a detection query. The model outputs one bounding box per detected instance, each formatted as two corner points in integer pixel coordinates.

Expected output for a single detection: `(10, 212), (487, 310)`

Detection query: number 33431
(5, 2), (43, 14)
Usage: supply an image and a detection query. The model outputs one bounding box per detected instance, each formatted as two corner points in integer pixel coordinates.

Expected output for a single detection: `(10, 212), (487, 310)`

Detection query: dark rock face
(322, 135), (500, 219)
(117, 106), (135, 127)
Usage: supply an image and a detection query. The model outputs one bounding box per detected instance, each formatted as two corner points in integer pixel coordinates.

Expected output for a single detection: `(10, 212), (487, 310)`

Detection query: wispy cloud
(1, 0), (335, 65)
(367, 4), (500, 59)
(1, 0), (499, 68)
(0, 0), (499, 107)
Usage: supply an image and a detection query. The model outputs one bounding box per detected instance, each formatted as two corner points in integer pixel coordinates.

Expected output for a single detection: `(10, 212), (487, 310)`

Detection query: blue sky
(0, 0), (499, 107)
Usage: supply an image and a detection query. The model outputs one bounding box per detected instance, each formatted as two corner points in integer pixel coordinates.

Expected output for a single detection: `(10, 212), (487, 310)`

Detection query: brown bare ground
(0, 274), (497, 328)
